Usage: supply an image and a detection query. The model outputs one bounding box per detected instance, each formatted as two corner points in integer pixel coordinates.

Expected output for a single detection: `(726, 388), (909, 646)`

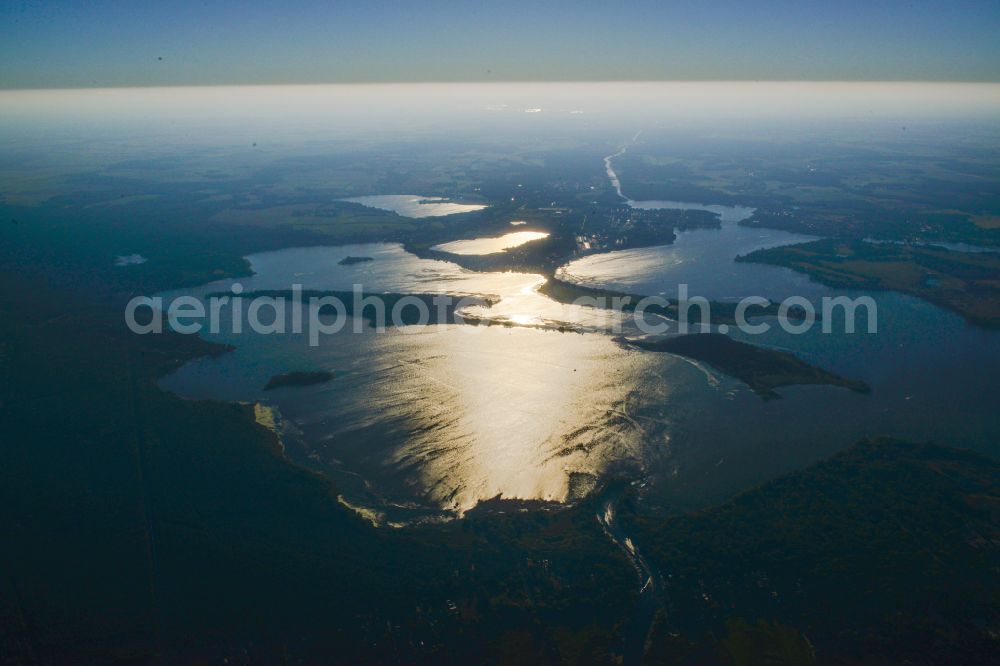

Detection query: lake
(342, 194), (487, 218)
(160, 209), (1000, 522)
(432, 231), (549, 255)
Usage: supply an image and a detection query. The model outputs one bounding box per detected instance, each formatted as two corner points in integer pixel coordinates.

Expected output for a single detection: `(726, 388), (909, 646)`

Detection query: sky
(1, 0), (999, 88)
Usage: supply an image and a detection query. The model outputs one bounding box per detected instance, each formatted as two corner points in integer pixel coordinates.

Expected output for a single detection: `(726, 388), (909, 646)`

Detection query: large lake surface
(557, 223), (824, 301)
(432, 231), (549, 255)
(161, 212), (1000, 523)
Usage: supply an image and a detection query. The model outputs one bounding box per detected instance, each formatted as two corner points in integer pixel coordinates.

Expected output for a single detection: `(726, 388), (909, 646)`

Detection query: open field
(740, 239), (1000, 328)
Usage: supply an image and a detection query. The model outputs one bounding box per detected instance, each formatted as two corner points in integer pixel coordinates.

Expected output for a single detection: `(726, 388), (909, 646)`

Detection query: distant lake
(557, 220), (822, 301)
(342, 195), (487, 218)
(432, 231), (549, 255)
(627, 199), (756, 225)
(863, 237), (1000, 255)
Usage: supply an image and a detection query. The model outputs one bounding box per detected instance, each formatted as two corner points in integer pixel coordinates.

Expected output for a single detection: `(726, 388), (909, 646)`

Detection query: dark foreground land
(1, 238), (996, 664)
(631, 439), (1000, 665)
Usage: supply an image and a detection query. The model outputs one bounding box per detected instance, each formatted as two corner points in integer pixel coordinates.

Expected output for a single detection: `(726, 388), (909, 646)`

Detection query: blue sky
(2, 0), (999, 87)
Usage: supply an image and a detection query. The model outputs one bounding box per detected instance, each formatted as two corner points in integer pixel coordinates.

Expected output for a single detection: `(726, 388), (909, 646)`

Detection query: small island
(338, 256), (374, 266)
(629, 333), (870, 399)
(539, 276), (812, 325)
(264, 370), (334, 391)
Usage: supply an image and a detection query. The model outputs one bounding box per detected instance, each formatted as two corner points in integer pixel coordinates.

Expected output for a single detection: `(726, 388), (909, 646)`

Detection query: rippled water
(160, 246), (668, 520)
(186, 242), (628, 332)
(551, 224), (1000, 509)
(161, 224), (1000, 521)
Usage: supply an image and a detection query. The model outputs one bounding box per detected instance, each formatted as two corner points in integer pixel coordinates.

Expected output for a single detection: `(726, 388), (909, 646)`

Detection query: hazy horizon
(4, 78), (1000, 92)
